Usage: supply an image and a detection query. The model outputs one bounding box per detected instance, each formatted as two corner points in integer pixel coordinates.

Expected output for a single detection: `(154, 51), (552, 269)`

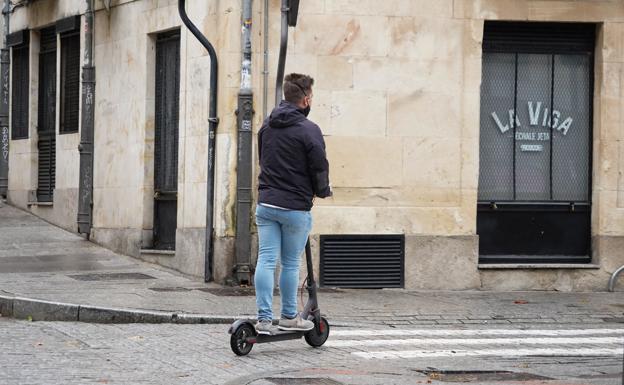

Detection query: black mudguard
(228, 319), (256, 335)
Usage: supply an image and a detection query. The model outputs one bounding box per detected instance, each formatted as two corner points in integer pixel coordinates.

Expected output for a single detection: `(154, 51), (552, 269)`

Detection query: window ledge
(140, 249), (175, 256)
(478, 263), (600, 270)
(27, 201), (53, 207)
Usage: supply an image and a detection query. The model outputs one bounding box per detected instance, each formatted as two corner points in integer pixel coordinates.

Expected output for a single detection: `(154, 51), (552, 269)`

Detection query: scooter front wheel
(304, 316), (330, 347)
(230, 323), (255, 356)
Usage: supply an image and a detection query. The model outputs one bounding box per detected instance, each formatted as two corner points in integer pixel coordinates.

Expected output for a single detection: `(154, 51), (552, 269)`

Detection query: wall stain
(331, 19), (360, 55)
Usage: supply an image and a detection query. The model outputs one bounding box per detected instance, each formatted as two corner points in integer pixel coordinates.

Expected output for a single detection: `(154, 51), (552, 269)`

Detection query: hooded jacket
(258, 101), (331, 211)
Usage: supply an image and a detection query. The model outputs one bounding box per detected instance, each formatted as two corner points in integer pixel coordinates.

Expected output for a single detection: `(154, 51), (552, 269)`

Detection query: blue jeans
(254, 204), (312, 321)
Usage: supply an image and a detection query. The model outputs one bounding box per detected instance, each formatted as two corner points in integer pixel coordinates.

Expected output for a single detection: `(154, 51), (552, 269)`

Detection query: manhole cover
(263, 378), (342, 385)
(602, 317), (624, 323)
(416, 370), (552, 382)
(69, 272), (156, 281)
(149, 287), (192, 292)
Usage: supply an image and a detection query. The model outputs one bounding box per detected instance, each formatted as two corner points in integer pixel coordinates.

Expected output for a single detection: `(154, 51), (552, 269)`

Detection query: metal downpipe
(178, 0), (219, 282)
(77, 0), (95, 235)
(262, 0), (269, 119)
(0, 0), (10, 198)
(274, 0), (288, 107)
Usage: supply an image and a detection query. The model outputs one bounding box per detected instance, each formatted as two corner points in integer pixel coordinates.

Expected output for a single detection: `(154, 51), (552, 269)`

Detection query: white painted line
(331, 328), (624, 337)
(327, 336), (624, 348)
(353, 348), (624, 360)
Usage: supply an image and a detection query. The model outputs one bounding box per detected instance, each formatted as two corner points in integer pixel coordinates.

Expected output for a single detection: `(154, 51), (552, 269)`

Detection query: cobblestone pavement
(1, 317), (622, 385)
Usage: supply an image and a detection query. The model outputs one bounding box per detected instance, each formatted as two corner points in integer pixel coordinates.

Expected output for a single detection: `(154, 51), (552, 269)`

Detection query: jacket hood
(268, 101), (307, 128)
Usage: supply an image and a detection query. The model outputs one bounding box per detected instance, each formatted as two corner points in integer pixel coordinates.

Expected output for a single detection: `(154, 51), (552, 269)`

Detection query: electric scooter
(228, 238), (330, 356)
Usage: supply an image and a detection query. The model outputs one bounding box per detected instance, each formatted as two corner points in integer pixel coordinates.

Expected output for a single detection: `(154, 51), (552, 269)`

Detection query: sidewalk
(0, 201), (623, 326)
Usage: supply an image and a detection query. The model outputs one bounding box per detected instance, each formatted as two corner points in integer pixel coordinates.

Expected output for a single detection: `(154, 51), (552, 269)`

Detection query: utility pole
(234, 0), (254, 285)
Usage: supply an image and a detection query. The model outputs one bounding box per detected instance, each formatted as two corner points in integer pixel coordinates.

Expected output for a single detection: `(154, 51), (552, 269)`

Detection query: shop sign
(490, 101), (573, 152)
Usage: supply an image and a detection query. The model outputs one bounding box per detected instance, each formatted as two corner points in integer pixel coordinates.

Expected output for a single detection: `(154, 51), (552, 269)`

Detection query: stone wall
(4, 0), (624, 290)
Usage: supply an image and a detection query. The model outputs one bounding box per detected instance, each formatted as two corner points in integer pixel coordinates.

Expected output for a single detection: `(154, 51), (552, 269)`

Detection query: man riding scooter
(254, 73), (332, 335)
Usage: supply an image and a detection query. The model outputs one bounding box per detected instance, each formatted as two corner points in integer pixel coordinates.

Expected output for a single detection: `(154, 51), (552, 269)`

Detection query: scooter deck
(254, 329), (305, 343)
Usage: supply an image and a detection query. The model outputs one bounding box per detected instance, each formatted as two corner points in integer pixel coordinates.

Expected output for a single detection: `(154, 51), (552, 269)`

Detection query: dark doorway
(153, 30), (180, 250)
(477, 22), (595, 263)
(37, 27), (57, 202)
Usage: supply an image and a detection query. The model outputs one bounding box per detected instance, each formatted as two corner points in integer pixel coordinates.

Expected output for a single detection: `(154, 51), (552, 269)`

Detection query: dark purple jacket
(258, 101), (331, 211)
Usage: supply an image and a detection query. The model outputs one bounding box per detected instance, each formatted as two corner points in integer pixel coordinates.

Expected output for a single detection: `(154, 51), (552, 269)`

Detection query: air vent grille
(320, 235), (404, 289)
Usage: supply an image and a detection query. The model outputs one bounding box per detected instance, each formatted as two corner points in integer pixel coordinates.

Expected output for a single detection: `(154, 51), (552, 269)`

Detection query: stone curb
(0, 294), (357, 327)
(0, 294), (248, 324)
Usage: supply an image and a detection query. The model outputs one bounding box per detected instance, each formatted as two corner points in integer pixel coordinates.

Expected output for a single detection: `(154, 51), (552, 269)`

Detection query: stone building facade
(3, 0), (624, 291)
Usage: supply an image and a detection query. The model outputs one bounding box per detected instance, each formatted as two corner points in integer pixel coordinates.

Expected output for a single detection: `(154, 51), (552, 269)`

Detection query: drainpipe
(178, 0), (220, 282)
(234, 0), (254, 285)
(0, 0), (10, 199)
(274, 0), (299, 107)
(77, 0), (95, 235)
(274, 0), (288, 107)
(262, 0), (268, 119)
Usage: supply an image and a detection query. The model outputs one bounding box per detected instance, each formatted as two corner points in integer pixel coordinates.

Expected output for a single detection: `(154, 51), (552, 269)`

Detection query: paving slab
(0, 202), (623, 326)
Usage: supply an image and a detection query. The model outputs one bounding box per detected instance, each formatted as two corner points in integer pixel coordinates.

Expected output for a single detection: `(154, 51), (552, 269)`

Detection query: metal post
(178, 0), (219, 282)
(77, 0), (95, 235)
(608, 264), (624, 292)
(234, 0), (254, 285)
(0, 0), (10, 198)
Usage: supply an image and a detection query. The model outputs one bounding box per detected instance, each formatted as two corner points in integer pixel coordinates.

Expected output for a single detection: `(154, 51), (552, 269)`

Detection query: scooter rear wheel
(230, 324), (255, 356)
(304, 316), (330, 347)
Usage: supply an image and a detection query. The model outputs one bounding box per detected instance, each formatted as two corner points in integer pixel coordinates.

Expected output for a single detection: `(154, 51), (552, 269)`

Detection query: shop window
(477, 22), (595, 262)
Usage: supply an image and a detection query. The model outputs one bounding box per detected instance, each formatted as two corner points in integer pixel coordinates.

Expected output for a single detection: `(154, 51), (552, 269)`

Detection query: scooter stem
(300, 238), (320, 323)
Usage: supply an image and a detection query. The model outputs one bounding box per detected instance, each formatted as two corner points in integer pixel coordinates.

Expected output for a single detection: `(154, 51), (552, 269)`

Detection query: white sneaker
(278, 314), (314, 331)
(255, 320), (274, 335)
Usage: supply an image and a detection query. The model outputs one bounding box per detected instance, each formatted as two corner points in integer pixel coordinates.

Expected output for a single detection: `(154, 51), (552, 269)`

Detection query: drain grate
(198, 287), (342, 296)
(148, 287), (192, 292)
(197, 287), (257, 296)
(264, 378), (343, 385)
(602, 317), (624, 323)
(416, 369), (552, 382)
(69, 272), (156, 281)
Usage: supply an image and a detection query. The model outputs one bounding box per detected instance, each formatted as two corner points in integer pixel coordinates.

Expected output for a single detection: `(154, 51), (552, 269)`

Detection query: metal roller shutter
(36, 27), (57, 202)
(11, 39), (29, 140)
(60, 32), (80, 134)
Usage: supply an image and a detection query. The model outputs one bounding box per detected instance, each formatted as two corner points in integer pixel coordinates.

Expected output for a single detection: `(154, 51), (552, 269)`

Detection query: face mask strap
(290, 81), (308, 99)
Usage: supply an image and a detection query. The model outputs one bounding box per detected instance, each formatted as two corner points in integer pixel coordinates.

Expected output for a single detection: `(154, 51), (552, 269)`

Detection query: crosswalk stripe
(327, 336), (624, 348)
(331, 328), (624, 338)
(353, 348), (624, 359)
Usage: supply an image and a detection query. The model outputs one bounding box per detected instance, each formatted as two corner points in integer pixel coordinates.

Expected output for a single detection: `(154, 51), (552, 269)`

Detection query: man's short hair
(283, 73), (314, 104)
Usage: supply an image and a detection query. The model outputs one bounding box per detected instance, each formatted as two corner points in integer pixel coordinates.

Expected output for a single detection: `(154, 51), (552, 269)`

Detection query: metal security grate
(320, 235), (404, 289)
(153, 30), (180, 250)
(36, 27), (57, 202)
(478, 53), (592, 202)
(154, 30), (180, 193)
(60, 32), (80, 134)
(11, 39), (29, 140)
